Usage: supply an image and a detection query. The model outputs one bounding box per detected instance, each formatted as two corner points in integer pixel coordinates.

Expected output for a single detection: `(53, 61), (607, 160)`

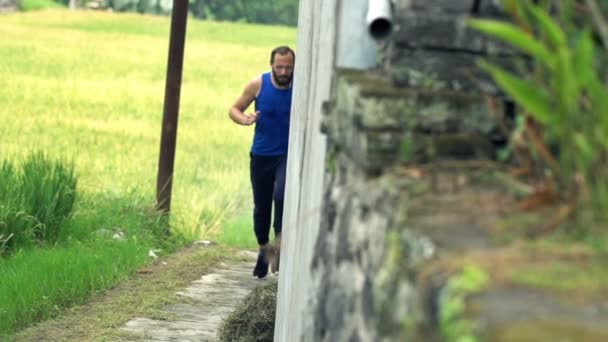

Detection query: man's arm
(229, 77), (262, 126)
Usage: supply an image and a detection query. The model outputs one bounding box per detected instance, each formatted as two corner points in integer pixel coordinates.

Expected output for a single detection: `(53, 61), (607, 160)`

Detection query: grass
(217, 213), (259, 249)
(0, 186), (175, 337)
(0, 239), (149, 335)
(0, 8), (296, 240)
(0, 9), (296, 337)
(0, 153), (77, 252)
(20, 0), (64, 12)
(12, 244), (245, 341)
(218, 280), (278, 342)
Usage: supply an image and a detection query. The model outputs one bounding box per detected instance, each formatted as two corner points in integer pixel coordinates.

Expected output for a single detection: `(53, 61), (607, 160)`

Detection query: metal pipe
(366, 0), (393, 40)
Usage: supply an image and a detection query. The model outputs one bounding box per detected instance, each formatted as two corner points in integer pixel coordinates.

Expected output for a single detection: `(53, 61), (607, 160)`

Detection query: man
(229, 46), (294, 279)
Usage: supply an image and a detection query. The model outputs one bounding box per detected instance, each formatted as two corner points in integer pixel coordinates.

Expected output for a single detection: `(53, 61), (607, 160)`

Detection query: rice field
(0, 9), (296, 335)
(0, 9), (296, 241)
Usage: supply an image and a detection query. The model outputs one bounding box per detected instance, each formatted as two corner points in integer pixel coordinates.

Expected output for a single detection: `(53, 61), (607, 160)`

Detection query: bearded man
(229, 46), (294, 279)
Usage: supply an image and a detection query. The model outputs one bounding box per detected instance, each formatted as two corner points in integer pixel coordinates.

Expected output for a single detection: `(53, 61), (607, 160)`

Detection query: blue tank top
(251, 72), (292, 156)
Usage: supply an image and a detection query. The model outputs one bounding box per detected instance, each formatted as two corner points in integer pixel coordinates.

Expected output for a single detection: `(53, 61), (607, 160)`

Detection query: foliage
(470, 0), (608, 223)
(0, 152), (77, 253)
(189, 0), (298, 27)
(440, 265), (489, 342)
(42, 0), (299, 26)
(20, 0), (64, 11)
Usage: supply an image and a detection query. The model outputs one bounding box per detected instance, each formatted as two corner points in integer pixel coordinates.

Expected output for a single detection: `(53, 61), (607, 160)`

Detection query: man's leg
(272, 155), (287, 238)
(250, 154), (276, 278)
(270, 155), (287, 273)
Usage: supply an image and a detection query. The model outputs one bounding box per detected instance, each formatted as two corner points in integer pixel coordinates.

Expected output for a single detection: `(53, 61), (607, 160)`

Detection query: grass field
(0, 9), (295, 243)
(0, 9), (296, 335)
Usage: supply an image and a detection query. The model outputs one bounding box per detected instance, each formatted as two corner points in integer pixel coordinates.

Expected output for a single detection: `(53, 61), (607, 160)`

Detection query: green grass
(0, 239), (149, 335)
(0, 153), (78, 251)
(20, 0), (65, 12)
(0, 9), (296, 240)
(12, 244), (245, 341)
(217, 213), (259, 248)
(0, 9), (296, 336)
(0, 187), (175, 337)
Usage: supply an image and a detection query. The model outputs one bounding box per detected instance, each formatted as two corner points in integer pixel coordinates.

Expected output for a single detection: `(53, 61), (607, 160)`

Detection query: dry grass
(218, 280), (278, 342)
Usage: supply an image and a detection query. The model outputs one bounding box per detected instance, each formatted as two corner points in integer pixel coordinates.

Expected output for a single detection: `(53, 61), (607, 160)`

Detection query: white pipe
(337, 0), (377, 69)
(366, 0), (393, 40)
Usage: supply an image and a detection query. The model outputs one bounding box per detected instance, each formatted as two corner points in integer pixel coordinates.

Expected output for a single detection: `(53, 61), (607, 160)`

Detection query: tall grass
(0, 153), (77, 253)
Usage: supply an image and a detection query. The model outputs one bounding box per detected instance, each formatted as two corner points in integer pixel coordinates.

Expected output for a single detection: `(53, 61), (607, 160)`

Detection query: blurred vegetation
(38, 0), (300, 26)
(188, 0), (298, 26)
(470, 0), (608, 230)
(19, 0), (63, 11)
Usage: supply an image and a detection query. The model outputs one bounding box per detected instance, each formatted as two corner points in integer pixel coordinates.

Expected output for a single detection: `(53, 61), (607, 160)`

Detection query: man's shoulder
(244, 75), (264, 96)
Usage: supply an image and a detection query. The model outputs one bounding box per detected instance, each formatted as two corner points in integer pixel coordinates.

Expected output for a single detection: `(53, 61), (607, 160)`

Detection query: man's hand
(229, 76), (262, 126)
(241, 111), (260, 126)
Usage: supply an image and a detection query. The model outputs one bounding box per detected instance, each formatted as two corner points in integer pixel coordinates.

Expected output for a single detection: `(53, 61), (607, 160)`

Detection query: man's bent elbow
(229, 108), (241, 125)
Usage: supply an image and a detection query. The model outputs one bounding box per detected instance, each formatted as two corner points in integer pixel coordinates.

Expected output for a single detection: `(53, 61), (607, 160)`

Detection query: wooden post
(156, 0), (189, 215)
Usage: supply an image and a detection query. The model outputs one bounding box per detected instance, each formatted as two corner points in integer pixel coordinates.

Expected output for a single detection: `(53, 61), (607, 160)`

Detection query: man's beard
(272, 71), (293, 87)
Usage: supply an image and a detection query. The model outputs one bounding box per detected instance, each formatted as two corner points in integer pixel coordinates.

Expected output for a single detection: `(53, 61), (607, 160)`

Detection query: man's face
(271, 53), (294, 87)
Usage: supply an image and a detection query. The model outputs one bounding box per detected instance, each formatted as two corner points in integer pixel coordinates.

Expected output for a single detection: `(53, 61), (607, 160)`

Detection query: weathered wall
(277, 0), (507, 340)
(277, 1), (608, 341)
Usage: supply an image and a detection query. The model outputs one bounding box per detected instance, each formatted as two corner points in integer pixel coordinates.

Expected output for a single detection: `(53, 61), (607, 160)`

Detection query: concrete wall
(273, 0), (336, 340)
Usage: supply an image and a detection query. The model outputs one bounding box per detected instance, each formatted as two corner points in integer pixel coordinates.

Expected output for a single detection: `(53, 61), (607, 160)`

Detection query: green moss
(440, 265), (489, 342)
(375, 229), (423, 339)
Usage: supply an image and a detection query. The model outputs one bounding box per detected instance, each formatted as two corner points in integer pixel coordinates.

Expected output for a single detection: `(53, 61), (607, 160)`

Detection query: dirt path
(13, 244), (268, 342)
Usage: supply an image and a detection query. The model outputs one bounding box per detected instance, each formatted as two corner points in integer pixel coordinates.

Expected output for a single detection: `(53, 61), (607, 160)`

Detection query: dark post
(156, 0), (189, 215)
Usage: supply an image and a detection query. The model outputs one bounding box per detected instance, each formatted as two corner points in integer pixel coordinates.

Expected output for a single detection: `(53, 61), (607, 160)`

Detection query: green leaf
(554, 48), (577, 115)
(572, 30), (595, 89)
(574, 133), (594, 164)
(479, 61), (553, 125)
(526, 3), (567, 49)
(468, 19), (554, 67)
(588, 78), (608, 149)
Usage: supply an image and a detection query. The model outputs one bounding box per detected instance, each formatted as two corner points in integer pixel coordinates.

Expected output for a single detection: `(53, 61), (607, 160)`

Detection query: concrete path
(121, 251), (275, 342)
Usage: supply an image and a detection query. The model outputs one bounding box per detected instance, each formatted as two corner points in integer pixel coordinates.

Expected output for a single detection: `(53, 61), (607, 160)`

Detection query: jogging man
(229, 46), (294, 279)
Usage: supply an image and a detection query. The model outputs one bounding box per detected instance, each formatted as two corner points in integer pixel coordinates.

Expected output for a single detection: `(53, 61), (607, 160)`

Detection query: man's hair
(270, 46), (295, 64)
